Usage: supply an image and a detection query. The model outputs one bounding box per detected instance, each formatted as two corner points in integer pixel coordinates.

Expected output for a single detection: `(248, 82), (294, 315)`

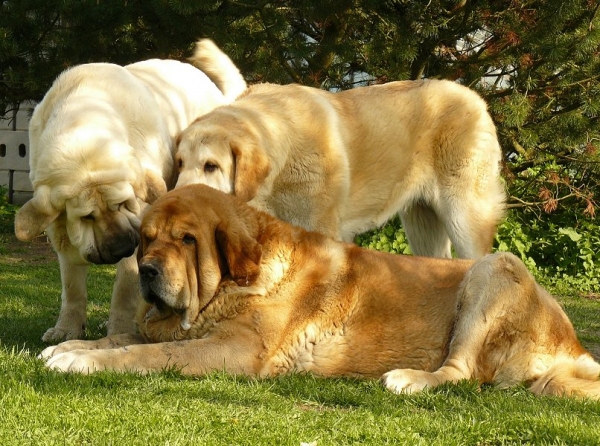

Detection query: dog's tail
(530, 354), (600, 399)
(189, 39), (247, 102)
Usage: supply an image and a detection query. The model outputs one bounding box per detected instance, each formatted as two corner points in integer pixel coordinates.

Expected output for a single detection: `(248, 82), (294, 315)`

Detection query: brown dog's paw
(381, 369), (439, 394)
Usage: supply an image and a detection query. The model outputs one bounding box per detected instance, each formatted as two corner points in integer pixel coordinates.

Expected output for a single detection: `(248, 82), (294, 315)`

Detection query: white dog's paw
(381, 369), (439, 394)
(42, 325), (85, 343)
(39, 340), (91, 360)
(39, 345), (60, 360)
(45, 351), (102, 374)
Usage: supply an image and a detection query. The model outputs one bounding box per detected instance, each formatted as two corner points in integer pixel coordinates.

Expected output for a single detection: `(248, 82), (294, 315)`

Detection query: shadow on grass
(0, 261), (114, 352)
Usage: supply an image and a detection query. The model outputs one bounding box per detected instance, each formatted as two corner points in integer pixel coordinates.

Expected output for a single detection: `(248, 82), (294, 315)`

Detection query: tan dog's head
(138, 184), (263, 331)
(14, 148), (166, 264)
(174, 112), (270, 202)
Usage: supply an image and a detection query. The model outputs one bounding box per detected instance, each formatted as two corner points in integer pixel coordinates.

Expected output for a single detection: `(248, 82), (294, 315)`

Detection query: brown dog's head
(138, 184), (263, 331)
(174, 110), (271, 202)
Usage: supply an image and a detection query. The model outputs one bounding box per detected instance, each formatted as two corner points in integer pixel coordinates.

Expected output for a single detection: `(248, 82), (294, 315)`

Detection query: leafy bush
(0, 187), (17, 234)
(354, 215), (412, 255)
(495, 210), (600, 294)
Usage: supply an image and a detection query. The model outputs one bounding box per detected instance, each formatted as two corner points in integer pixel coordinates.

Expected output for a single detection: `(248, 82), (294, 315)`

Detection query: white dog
(14, 41), (247, 342)
(175, 77), (505, 258)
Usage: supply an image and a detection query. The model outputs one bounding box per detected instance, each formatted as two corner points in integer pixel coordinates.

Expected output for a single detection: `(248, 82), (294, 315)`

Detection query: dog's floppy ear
(139, 170), (168, 204)
(215, 214), (262, 286)
(136, 233), (145, 263)
(230, 140), (270, 202)
(14, 192), (60, 241)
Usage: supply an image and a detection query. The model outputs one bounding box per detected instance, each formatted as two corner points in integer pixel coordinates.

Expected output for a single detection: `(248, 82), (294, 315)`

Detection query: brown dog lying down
(41, 185), (600, 399)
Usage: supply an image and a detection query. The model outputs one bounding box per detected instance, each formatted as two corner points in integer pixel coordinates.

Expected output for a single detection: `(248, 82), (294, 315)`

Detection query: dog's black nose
(112, 242), (136, 260)
(139, 262), (160, 281)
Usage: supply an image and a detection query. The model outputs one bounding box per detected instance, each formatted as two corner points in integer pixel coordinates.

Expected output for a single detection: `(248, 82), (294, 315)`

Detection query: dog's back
(173, 77), (505, 257)
(328, 80), (505, 245)
(125, 59), (228, 144)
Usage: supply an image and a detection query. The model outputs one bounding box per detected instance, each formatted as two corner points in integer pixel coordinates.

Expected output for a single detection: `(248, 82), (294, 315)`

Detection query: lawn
(1, 229), (600, 445)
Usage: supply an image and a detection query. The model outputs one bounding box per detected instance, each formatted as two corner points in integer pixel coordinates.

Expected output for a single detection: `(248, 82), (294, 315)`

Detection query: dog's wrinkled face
(175, 120), (235, 192)
(15, 180), (142, 264)
(138, 189), (223, 331)
(138, 185), (262, 331)
(62, 183), (141, 264)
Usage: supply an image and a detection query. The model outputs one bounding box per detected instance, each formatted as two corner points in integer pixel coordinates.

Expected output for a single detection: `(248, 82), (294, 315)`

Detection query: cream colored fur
(175, 78), (505, 258)
(15, 44), (246, 342)
(42, 186), (600, 400)
(188, 39), (247, 102)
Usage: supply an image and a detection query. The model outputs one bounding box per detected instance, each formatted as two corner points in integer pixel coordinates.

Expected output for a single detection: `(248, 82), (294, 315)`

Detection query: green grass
(2, 227), (600, 445)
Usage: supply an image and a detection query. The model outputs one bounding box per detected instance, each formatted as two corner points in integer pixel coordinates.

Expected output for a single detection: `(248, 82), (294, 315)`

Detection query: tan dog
(42, 185), (600, 399)
(175, 77), (506, 259)
(14, 41), (246, 342)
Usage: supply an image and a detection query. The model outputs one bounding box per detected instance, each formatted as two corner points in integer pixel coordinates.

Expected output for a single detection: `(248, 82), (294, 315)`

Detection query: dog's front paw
(39, 340), (92, 360)
(42, 324), (85, 343)
(45, 350), (104, 374)
(381, 369), (439, 394)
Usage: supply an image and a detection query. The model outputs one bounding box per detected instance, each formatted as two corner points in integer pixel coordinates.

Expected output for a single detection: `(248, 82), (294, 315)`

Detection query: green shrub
(0, 187), (17, 235)
(495, 210), (600, 294)
(354, 215), (412, 255)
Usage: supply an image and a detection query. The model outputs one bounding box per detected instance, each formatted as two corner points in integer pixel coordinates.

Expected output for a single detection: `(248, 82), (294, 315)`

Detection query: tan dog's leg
(45, 333), (262, 376)
(382, 252), (582, 394)
(106, 253), (141, 336)
(401, 200), (500, 259)
(440, 199), (502, 259)
(39, 333), (146, 359)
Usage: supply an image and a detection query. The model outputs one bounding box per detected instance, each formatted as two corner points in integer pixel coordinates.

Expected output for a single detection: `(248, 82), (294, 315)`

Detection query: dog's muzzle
(88, 230), (139, 264)
(139, 259), (192, 330)
(139, 260), (163, 304)
(139, 261), (160, 283)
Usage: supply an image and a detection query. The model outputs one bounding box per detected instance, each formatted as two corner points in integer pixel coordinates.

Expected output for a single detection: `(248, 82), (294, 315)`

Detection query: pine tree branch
(256, 6), (303, 83)
(590, 1), (600, 31)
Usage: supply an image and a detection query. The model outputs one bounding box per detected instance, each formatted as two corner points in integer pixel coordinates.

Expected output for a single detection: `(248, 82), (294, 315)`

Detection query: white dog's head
(174, 112), (270, 203)
(15, 144), (166, 265)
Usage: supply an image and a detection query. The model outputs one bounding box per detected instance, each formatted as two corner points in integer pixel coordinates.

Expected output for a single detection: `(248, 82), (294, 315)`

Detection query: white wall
(0, 101), (35, 204)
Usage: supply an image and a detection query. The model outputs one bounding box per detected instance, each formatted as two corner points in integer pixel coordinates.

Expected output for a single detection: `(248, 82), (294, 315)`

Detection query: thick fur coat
(42, 185), (600, 400)
(175, 78), (505, 259)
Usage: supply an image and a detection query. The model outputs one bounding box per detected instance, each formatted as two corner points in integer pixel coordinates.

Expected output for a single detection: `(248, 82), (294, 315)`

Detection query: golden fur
(42, 185), (600, 399)
(175, 78), (506, 259)
(15, 43), (246, 342)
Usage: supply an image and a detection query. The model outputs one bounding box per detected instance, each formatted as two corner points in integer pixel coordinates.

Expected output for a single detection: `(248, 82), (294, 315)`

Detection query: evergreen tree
(1, 0), (599, 218)
(193, 0), (600, 218)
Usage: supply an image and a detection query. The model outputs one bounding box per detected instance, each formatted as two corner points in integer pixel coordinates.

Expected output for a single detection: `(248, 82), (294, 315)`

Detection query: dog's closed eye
(182, 234), (195, 245)
(204, 162), (219, 173)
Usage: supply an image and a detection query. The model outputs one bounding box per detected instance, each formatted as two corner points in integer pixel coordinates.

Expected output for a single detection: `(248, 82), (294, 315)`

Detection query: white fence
(0, 103), (35, 204)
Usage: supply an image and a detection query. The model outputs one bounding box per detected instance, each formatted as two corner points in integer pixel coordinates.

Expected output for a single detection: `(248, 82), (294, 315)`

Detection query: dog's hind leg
(440, 197), (503, 259)
(382, 252), (516, 393)
(382, 252), (587, 395)
(400, 203), (452, 258)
